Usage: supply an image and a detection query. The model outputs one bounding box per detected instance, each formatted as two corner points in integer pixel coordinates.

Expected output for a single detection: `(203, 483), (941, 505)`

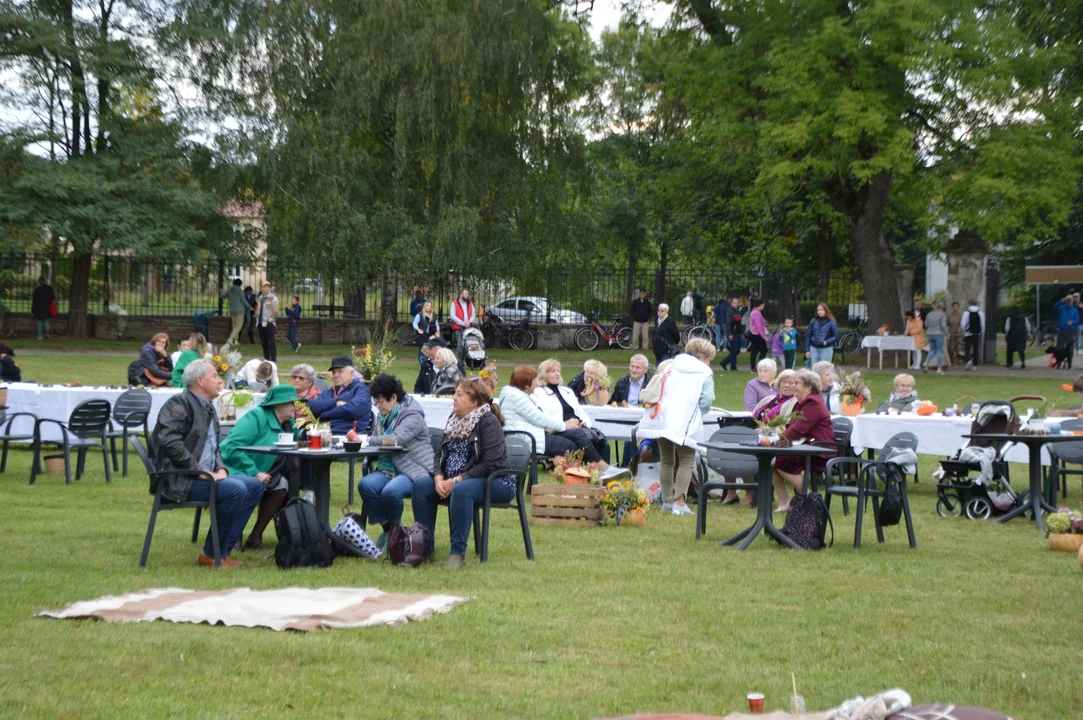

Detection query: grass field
(1, 351), (1082, 718)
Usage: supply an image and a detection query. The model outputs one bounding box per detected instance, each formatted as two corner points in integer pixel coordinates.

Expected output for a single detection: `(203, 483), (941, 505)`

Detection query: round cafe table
(962, 432), (1082, 532)
(701, 440), (834, 550)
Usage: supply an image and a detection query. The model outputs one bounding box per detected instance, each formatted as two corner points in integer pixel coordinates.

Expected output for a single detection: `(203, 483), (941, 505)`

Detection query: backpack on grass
(779, 492), (833, 550)
(274, 498), (334, 569)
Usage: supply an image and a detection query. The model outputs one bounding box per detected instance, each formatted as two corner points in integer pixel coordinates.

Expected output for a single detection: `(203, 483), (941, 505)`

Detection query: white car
(488, 296), (585, 325)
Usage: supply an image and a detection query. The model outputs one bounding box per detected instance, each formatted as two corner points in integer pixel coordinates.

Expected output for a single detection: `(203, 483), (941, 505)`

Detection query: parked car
(487, 296), (585, 325)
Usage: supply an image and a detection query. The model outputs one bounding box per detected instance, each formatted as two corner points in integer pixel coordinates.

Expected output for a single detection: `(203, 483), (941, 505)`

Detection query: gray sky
(589, 0), (672, 39)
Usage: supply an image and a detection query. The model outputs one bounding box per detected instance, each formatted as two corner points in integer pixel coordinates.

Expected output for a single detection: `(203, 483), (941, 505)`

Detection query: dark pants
(1005, 346), (1026, 366)
(723, 337), (742, 370)
(259, 323), (277, 361)
(545, 429), (603, 463)
(748, 335), (768, 370)
(185, 475), (264, 557)
(287, 324), (299, 351)
(964, 335), (981, 365)
(245, 311), (255, 344)
(654, 352), (671, 367)
(783, 349), (796, 369)
(411, 476), (515, 555)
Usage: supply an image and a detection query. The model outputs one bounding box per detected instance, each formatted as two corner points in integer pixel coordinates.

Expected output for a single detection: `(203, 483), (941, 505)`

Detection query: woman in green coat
(172, 333), (209, 388)
(220, 384), (298, 550)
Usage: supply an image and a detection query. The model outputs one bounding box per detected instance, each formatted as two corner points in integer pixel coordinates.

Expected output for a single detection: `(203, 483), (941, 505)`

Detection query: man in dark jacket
(243, 285), (257, 344)
(414, 338), (444, 394)
(0, 342), (21, 382)
(308, 356), (372, 435)
(652, 304), (682, 366)
(719, 297), (745, 371)
(31, 276), (55, 339)
(151, 358), (263, 567)
(629, 288), (653, 351)
(611, 354), (653, 467)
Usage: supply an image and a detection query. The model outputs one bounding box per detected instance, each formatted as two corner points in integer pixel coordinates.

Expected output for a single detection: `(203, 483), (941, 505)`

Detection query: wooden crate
(530, 483), (604, 526)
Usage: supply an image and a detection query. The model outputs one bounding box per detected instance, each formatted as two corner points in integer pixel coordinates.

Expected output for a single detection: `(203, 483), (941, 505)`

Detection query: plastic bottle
(302, 490), (315, 503)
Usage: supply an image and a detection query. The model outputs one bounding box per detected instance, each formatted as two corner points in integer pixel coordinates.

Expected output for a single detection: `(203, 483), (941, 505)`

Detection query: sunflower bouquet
(469, 361), (499, 393)
(600, 479), (651, 525)
(213, 345), (243, 383)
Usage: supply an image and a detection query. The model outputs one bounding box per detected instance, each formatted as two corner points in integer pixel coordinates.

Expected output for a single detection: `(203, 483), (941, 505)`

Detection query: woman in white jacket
(525, 360), (624, 477)
(636, 338), (716, 515)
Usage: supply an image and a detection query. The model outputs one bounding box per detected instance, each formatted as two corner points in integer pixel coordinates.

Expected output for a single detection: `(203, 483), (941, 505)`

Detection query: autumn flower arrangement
(469, 361), (499, 393)
(552, 448), (603, 484)
(600, 480), (651, 525)
(213, 345), (243, 382)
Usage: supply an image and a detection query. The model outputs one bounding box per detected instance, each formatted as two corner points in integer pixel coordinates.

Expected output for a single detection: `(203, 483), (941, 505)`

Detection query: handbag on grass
(330, 512), (382, 559)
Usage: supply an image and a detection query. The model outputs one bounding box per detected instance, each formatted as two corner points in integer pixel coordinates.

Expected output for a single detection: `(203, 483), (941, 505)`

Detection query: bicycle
(836, 319), (869, 355)
(575, 311), (633, 351)
(681, 322), (714, 345)
(480, 313), (534, 351)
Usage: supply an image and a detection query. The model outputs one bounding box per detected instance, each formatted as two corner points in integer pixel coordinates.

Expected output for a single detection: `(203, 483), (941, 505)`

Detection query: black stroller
(935, 395), (1043, 520)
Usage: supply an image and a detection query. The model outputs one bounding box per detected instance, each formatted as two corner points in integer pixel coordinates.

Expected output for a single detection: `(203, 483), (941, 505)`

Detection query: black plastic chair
(432, 431), (534, 562)
(29, 399), (112, 485)
(1050, 419), (1083, 499)
(696, 427), (759, 540)
(0, 405), (36, 473)
(106, 388), (152, 478)
(823, 431), (918, 549)
(503, 430), (538, 493)
(131, 438), (221, 567)
(803, 417), (855, 500)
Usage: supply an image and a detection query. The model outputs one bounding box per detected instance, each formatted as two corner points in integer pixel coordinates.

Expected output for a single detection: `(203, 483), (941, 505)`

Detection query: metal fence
(0, 252), (868, 326)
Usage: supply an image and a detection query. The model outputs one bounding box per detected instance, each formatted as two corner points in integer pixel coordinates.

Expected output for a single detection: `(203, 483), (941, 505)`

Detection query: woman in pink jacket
(747, 298), (770, 372)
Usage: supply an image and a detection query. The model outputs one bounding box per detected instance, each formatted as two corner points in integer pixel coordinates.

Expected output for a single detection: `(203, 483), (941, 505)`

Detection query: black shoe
(243, 537), (264, 551)
(1004, 363), (1012, 368)
(1021, 363), (1026, 370)
(720, 496), (740, 506)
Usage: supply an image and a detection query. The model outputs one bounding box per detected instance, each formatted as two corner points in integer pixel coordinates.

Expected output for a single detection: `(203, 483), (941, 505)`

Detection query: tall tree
(669, 0), (1081, 329)
(0, 0), (237, 336)
(171, 0), (594, 321)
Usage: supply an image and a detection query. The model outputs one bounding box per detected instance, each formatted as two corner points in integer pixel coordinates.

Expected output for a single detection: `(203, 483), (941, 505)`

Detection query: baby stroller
(935, 396), (1042, 520)
(460, 326), (487, 370)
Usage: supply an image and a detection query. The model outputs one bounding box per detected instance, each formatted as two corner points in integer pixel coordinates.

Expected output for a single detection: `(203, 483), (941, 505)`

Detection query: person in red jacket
(772, 368), (835, 512)
(449, 289), (476, 358)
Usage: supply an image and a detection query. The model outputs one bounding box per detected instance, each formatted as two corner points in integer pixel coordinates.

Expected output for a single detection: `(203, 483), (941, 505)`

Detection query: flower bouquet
(1046, 508), (1083, 552)
(213, 345), (243, 385)
(469, 361), (499, 394)
(839, 371), (871, 416)
(755, 412), (800, 447)
(293, 400), (317, 433)
(600, 480), (650, 526)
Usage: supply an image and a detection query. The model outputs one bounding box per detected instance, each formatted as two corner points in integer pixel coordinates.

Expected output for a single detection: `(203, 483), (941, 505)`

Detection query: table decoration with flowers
(600, 479), (651, 526)
(551, 448), (603, 484)
(1046, 508), (1083, 553)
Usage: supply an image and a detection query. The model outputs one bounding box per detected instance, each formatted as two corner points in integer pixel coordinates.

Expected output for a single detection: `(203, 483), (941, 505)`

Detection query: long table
(861, 335), (916, 369)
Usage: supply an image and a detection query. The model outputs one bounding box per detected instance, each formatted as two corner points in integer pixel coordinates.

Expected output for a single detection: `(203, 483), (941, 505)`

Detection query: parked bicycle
(480, 312), (534, 351)
(681, 322), (714, 345)
(836, 318), (868, 355)
(575, 311), (633, 351)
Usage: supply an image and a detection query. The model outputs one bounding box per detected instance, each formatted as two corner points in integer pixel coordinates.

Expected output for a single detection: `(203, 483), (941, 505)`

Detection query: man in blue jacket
(307, 356), (372, 435)
(1054, 295), (1080, 360)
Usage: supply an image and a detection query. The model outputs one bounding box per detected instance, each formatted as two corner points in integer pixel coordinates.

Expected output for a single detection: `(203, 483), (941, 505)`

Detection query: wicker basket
(43, 455), (67, 475)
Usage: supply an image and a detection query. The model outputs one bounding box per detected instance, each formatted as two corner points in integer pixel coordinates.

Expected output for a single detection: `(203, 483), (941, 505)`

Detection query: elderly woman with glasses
(874, 374), (920, 413)
(772, 369), (835, 512)
(289, 363), (321, 414)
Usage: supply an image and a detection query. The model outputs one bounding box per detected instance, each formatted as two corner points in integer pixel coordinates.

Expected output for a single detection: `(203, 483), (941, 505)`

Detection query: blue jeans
(411, 475), (515, 556)
(287, 324), (299, 350)
(185, 475), (264, 557)
(809, 345), (834, 365)
(654, 352), (671, 366)
(925, 334), (945, 369)
(722, 339), (741, 369)
(711, 324), (724, 350)
(358, 471), (419, 526)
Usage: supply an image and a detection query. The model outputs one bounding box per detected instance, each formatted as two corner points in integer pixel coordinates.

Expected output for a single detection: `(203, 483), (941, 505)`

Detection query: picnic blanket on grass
(37, 587), (470, 632)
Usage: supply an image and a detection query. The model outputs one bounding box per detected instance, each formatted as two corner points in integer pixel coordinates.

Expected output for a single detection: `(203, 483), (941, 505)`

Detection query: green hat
(259, 384), (298, 408)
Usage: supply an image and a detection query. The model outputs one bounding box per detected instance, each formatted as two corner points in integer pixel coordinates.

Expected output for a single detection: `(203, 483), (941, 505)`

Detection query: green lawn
(1, 353), (1081, 718)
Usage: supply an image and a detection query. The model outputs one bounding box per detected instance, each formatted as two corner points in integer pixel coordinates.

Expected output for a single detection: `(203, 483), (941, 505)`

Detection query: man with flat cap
(307, 356), (372, 435)
(414, 337), (446, 395)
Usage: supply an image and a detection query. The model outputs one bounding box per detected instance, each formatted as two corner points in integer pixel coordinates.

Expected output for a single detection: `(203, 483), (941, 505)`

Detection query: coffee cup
(747, 693), (764, 714)
(278, 433), (294, 445)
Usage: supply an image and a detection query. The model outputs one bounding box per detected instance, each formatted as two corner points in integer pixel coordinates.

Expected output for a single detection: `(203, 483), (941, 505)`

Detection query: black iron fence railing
(0, 252), (868, 327)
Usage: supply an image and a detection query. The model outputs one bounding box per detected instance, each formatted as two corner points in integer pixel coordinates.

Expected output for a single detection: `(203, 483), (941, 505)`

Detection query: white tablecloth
(3, 384), (264, 442)
(860, 335), (917, 369)
(846, 413), (1069, 463)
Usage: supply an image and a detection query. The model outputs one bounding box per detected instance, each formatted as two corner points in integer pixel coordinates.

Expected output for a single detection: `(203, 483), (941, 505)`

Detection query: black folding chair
(0, 405), (36, 473)
(696, 427), (759, 539)
(823, 431), (918, 549)
(29, 399), (112, 485)
(504, 430), (538, 493)
(803, 417), (855, 496)
(131, 438), (220, 567)
(106, 388), (152, 477)
(1050, 419), (1083, 500)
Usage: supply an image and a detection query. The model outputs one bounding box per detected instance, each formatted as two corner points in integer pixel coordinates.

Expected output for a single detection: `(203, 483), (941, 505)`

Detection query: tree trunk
(848, 173), (900, 332)
(655, 242), (669, 308)
(625, 250), (639, 306)
(67, 251), (92, 338)
(379, 269), (397, 325)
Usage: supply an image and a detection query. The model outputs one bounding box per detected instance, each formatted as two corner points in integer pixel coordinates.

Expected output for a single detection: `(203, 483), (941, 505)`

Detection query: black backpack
(967, 310), (982, 335)
(779, 492), (833, 550)
(274, 498), (334, 569)
(127, 359), (142, 386)
(876, 463), (904, 527)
